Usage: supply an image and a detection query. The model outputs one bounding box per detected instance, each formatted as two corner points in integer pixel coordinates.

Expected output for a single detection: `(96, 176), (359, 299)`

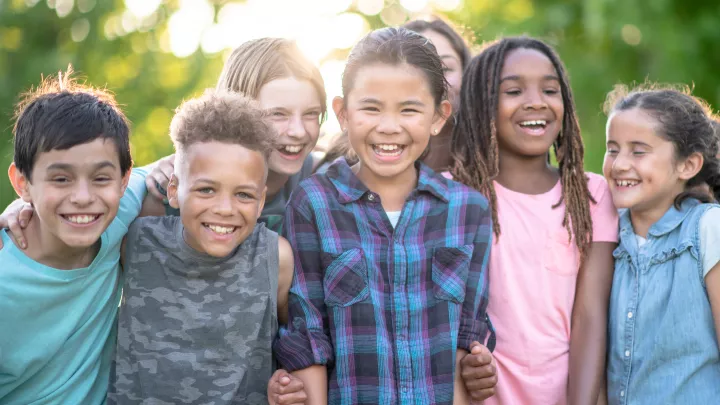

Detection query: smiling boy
(0, 73), (151, 404)
(107, 90), (296, 405)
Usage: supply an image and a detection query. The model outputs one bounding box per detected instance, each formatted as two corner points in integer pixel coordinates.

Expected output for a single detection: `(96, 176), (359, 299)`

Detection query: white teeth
(206, 224), (235, 234)
(282, 145), (303, 154)
(519, 120), (547, 127)
(376, 144), (401, 151)
(65, 215), (98, 224)
(615, 180), (640, 187)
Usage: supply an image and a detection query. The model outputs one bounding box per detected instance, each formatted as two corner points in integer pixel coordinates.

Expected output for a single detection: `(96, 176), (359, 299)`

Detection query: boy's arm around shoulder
(277, 236), (294, 326)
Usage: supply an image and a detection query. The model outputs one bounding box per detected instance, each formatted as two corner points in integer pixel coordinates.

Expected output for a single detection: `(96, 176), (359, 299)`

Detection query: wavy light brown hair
(216, 37), (327, 121)
(170, 90), (278, 160)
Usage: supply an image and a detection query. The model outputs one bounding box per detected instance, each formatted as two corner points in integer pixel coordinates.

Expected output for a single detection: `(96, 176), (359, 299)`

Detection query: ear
(8, 163), (32, 203)
(332, 96), (347, 131)
(167, 174), (180, 209)
(677, 151), (704, 181)
(258, 185), (267, 215)
(431, 100), (452, 137)
(120, 165), (132, 194)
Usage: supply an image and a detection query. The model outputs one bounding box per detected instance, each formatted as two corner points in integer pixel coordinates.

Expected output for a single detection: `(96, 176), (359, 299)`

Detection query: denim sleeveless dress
(607, 199), (720, 405)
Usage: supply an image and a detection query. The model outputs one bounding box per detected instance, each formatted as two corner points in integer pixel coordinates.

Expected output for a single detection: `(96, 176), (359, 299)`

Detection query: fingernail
(21, 240), (26, 248)
(20, 220), (26, 227)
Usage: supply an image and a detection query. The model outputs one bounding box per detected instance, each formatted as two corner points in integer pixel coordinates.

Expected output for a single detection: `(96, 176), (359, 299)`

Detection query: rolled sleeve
(273, 196), (334, 372)
(457, 198), (493, 351)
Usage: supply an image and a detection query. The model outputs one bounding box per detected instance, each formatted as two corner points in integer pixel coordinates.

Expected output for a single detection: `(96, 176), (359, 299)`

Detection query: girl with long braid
(450, 37), (619, 405)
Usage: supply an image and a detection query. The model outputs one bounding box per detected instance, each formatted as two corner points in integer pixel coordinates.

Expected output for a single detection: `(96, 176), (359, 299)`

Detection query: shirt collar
(326, 158), (449, 204)
(618, 198), (701, 238)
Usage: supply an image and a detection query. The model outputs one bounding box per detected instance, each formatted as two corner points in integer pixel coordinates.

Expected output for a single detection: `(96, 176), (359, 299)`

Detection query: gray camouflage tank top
(108, 216), (278, 405)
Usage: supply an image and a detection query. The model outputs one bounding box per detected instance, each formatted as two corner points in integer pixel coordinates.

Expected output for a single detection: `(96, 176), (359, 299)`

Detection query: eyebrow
(440, 55), (460, 62)
(499, 74), (560, 84)
(193, 178), (260, 190)
(359, 98), (426, 107)
(46, 161), (117, 172)
(606, 140), (653, 148)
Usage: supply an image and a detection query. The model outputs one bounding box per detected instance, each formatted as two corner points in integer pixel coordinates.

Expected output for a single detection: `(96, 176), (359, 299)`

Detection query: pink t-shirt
(480, 173), (618, 405)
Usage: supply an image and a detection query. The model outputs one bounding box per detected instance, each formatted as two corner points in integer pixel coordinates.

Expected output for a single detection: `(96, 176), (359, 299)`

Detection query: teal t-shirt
(0, 168), (148, 405)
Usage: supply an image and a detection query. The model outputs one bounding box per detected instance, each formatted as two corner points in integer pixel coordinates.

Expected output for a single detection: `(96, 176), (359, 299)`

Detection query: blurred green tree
(1, 0), (719, 209)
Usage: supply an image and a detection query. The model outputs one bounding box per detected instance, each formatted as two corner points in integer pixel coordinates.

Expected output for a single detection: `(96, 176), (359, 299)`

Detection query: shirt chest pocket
(543, 229), (580, 276)
(323, 248), (370, 307)
(432, 245), (474, 303)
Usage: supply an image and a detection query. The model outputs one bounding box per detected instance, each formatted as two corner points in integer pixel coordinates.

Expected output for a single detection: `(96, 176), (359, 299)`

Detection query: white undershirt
(386, 211), (401, 228)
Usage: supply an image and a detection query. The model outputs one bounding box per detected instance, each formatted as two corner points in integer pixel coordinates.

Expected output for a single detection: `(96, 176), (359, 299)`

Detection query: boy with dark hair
(107, 90), (298, 404)
(0, 71), (152, 403)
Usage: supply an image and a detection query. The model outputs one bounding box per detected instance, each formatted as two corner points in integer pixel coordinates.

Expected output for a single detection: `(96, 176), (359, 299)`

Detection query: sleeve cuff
(457, 317), (486, 352)
(273, 325), (334, 372)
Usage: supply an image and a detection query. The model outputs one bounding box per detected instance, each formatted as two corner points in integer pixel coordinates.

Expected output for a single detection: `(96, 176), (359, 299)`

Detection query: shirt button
(625, 350), (630, 357)
(620, 390), (625, 397)
(627, 312), (633, 319)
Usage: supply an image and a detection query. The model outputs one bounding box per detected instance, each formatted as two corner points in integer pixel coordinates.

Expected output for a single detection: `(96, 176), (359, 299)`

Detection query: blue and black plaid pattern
(274, 159), (494, 405)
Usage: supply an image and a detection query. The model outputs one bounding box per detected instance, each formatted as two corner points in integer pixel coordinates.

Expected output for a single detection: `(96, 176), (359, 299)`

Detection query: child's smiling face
(603, 108), (689, 214)
(495, 48), (564, 159)
(168, 141), (267, 258)
(334, 62), (450, 184)
(11, 138), (129, 251)
(257, 77), (323, 177)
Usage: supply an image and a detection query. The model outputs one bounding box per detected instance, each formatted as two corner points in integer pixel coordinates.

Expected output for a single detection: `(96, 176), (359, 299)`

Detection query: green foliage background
(2, 0), (719, 208)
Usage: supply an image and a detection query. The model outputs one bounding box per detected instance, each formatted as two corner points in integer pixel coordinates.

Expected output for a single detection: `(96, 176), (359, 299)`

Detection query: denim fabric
(607, 199), (720, 405)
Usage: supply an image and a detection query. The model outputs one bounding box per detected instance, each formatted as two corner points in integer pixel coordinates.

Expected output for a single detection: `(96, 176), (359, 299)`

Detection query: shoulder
(278, 236), (293, 269)
(128, 215), (177, 234)
(441, 174), (489, 209)
(277, 236), (294, 282)
(585, 172), (611, 201)
(700, 205), (720, 232)
(289, 172), (336, 210)
(124, 216), (179, 249)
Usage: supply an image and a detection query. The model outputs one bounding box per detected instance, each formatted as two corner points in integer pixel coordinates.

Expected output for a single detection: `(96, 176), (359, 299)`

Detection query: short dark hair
(170, 89), (278, 160)
(13, 69), (132, 181)
(341, 27), (448, 111)
(404, 16), (473, 68)
(605, 84), (720, 204)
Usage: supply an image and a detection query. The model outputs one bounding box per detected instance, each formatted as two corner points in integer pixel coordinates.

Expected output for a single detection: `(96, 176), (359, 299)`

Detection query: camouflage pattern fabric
(107, 216), (278, 405)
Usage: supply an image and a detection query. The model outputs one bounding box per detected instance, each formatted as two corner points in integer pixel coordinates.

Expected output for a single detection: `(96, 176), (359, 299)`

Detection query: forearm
(454, 349), (470, 405)
(291, 365), (327, 405)
(568, 308), (606, 405)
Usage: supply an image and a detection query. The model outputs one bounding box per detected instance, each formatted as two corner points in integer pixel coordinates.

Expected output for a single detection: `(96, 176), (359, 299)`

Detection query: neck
(354, 163), (418, 212)
(495, 149), (559, 194)
(422, 124), (454, 173)
(629, 188), (685, 238)
(265, 171), (290, 201)
(21, 216), (99, 270)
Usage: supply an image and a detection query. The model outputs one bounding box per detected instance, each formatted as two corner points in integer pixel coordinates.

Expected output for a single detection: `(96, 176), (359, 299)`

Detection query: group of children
(0, 14), (718, 405)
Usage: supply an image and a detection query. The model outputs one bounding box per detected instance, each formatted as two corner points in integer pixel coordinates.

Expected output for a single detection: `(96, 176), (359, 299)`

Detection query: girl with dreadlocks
(450, 37), (619, 405)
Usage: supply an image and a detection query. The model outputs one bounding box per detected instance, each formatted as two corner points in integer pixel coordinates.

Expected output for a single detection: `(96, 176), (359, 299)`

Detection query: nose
(376, 113), (402, 135)
(212, 194), (234, 216)
(286, 114), (306, 140)
(69, 180), (94, 206)
(611, 152), (632, 172)
(523, 88), (548, 110)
